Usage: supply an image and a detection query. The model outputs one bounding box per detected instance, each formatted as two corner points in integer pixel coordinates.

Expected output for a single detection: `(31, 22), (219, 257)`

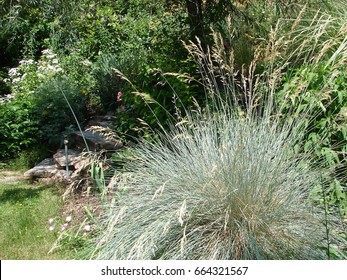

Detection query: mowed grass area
(0, 171), (71, 259)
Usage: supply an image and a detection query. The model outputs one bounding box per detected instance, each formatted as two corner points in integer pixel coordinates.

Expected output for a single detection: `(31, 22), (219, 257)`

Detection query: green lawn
(0, 173), (71, 259)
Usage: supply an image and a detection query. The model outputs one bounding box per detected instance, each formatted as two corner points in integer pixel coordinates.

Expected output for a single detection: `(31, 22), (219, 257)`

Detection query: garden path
(0, 170), (23, 185)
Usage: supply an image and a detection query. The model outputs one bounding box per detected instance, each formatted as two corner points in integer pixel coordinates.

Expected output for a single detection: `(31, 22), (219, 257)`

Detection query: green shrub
(31, 77), (87, 149)
(92, 51), (147, 113)
(6, 145), (50, 170)
(273, 2), (347, 237)
(0, 93), (39, 159)
(0, 46), (87, 155)
(279, 63), (347, 166)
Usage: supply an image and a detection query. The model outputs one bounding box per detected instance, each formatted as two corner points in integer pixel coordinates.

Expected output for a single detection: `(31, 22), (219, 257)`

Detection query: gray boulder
(53, 149), (81, 168)
(72, 131), (123, 151)
(23, 158), (57, 179)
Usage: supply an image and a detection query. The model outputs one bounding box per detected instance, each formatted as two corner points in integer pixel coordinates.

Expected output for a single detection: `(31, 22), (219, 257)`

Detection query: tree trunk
(185, 0), (206, 49)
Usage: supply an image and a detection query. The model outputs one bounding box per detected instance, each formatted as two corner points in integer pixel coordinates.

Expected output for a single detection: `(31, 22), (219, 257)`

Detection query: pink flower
(116, 91), (123, 102)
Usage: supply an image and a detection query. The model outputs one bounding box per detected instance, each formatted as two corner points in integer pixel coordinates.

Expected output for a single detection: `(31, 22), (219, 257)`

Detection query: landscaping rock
(53, 149), (81, 168)
(72, 130), (123, 151)
(86, 115), (116, 129)
(23, 158), (57, 179)
(24, 151), (80, 181)
(23, 114), (123, 189)
(73, 158), (90, 171)
(54, 169), (70, 182)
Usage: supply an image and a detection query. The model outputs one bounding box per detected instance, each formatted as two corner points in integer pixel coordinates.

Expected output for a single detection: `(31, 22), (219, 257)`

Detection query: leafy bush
(92, 50), (148, 113)
(1, 0), (193, 141)
(273, 2), (347, 240)
(6, 145), (50, 170)
(0, 93), (39, 159)
(279, 63), (347, 166)
(31, 77), (88, 149)
(0, 1), (48, 65)
(0, 46), (89, 156)
(0, 47), (86, 157)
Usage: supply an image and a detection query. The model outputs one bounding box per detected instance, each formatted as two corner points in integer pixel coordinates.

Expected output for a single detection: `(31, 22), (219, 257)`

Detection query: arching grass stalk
(321, 180), (331, 260)
(59, 88), (90, 153)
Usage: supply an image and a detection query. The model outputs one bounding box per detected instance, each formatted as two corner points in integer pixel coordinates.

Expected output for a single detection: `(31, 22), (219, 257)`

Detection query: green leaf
(334, 180), (345, 200)
(321, 147), (340, 166)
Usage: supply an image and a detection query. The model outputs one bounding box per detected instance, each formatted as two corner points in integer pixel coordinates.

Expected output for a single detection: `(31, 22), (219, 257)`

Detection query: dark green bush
(31, 77), (88, 149)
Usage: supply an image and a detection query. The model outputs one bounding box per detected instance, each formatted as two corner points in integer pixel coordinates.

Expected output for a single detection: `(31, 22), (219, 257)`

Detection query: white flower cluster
(6, 58), (35, 84)
(4, 49), (63, 100)
(0, 93), (15, 105)
(37, 49), (63, 76)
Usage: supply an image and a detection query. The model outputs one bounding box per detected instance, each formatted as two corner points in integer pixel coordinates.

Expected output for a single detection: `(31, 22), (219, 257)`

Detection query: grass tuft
(90, 110), (330, 259)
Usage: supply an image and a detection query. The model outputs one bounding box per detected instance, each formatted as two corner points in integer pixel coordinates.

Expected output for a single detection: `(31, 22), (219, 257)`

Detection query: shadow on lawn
(0, 184), (59, 204)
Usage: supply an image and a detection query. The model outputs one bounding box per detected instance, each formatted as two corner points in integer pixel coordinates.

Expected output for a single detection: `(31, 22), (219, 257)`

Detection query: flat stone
(53, 149), (81, 168)
(72, 131), (123, 151)
(23, 158), (57, 179)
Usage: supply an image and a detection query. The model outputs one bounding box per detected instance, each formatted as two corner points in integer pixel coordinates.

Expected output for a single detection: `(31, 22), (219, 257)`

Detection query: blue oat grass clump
(90, 109), (329, 259)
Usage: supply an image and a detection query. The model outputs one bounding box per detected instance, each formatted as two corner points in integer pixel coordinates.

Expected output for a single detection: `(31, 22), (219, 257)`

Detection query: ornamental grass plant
(90, 111), (329, 260)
